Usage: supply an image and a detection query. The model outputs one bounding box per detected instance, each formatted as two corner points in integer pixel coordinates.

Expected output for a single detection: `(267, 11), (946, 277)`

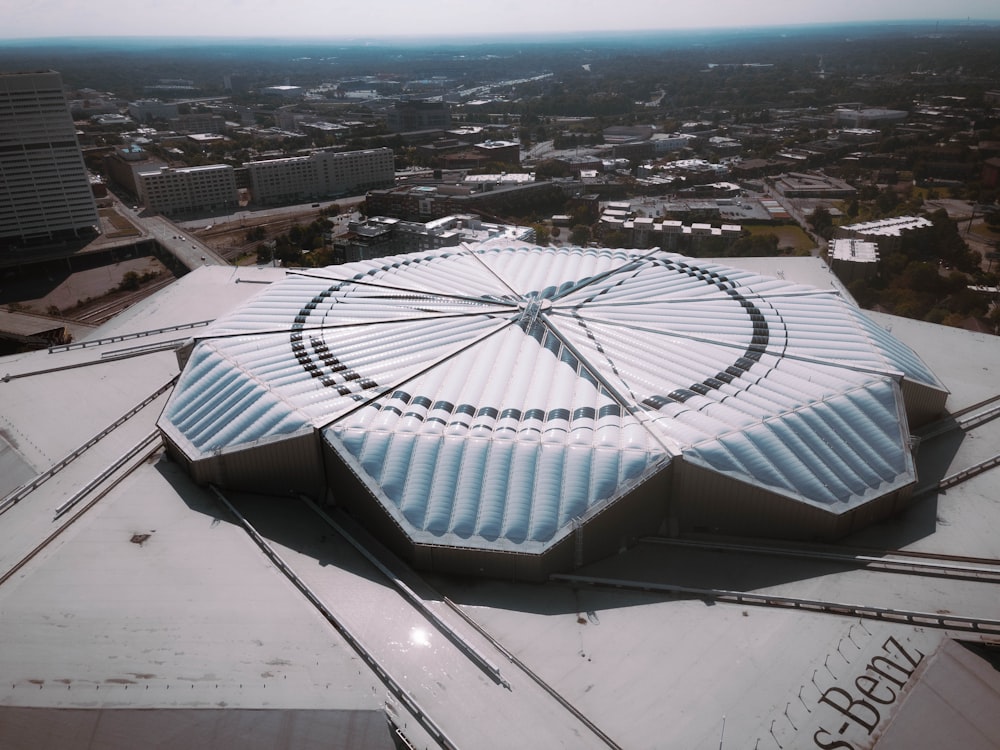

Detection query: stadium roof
(159, 244), (945, 556)
(2, 259), (999, 750)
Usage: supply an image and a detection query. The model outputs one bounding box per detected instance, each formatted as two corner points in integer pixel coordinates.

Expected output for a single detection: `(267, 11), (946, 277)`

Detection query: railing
(48, 320), (212, 352)
(100, 339), (189, 359)
(300, 496), (508, 689)
(54, 431), (162, 518)
(0, 380), (176, 515)
(642, 536), (1000, 582)
(551, 573), (1000, 635)
(914, 451), (1000, 498)
(211, 486), (460, 750)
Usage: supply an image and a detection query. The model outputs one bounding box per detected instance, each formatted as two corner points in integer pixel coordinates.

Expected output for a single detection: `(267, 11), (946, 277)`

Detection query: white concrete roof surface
(1, 256), (999, 749)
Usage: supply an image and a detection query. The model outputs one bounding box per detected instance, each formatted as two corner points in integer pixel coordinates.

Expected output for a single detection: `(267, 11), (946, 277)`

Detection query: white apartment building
(137, 164), (238, 217)
(830, 237), (880, 283)
(246, 147), (394, 205)
(245, 156), (316, 206)
(0, 70), (99, 245)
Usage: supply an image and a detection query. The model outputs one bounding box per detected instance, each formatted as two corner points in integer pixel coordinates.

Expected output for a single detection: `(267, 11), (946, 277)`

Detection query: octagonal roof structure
(159, 244), (947, 565)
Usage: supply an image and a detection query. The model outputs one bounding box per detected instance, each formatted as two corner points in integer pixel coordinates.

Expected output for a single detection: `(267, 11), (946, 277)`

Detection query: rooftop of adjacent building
(842, 215), (935, 236)
(831, 237), (880, 263)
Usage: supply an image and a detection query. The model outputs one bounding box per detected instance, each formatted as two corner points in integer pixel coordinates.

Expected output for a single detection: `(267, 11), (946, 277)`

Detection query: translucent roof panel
(162, 339), (311, 453)
(159, 245), (941, 554)
(683, 379), (916, 512)
(323, 323), (669, 551)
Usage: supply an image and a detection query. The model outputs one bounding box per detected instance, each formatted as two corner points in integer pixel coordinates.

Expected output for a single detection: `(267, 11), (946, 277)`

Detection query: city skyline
(2, 0), (1000, 42)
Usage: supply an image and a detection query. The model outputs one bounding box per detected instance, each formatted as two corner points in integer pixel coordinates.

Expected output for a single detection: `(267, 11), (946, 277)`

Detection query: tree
(847, 278), (878, 308)
(245, 226), (267, 242)
(570, 224), (592, 246)
(808, 206), (834, 237)
(533, 159), (572, 180)
(532, 223), (550, 245)
(895, 261), (944, 295)
(601, 229), (630, 248)
(876, 186), (899, 215)
(118, 271), (141, 291)
(730, 232), (779, 257)
(988, 305), (1000, 332)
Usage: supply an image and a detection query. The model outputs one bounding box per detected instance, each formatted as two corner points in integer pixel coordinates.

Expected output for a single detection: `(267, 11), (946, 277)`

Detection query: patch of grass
(744, 224), (816, 253)
(99, 208), (141, 237)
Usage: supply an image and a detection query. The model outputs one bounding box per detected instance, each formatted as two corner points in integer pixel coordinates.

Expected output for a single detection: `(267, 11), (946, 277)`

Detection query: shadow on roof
(155, 424), (956, 620)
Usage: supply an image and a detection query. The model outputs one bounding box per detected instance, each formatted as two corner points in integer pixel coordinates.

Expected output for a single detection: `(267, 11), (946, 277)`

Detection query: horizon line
(2, 18), (1000, 46)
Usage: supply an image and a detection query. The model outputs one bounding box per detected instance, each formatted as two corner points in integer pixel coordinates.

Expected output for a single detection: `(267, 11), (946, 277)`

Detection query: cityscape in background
(2, 23), (1000, 344)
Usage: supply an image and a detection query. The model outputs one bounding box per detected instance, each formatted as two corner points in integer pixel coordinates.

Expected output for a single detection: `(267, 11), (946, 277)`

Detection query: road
(140, 215), (228, 269)
(176, 195), (366, 232)
(189, 207), (362, 263)
(107, 190), (370, 271)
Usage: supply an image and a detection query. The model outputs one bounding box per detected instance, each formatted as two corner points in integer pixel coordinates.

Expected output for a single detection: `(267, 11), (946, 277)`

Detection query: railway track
(72, 276), (175, 325)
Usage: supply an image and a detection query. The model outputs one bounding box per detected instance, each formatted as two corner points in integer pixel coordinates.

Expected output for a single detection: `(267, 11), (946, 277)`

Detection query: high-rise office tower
(0, 70), (100, 247)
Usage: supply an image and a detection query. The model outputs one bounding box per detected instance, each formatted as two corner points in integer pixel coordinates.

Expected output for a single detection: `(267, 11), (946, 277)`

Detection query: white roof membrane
(685, 379), (914, 509)
(159, 245), (941, 553)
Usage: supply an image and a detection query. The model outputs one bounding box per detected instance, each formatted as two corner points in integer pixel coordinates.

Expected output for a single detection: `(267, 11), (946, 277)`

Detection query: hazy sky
(4, 0), (1000, 40)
